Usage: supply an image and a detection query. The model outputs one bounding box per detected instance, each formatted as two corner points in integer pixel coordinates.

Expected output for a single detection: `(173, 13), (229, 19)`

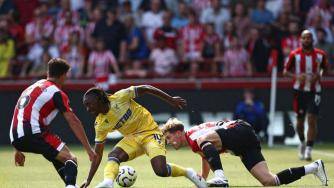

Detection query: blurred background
(0, 0), (334, 145)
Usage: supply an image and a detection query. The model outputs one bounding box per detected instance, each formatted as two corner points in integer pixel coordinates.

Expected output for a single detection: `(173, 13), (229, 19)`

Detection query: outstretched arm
(81, 143), (105, 188)
(135, 85), (187, 109)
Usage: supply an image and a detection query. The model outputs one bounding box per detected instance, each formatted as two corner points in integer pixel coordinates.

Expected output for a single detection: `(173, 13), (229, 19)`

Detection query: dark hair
(84, 87), (110, 105)
(48, 58), (70, 78)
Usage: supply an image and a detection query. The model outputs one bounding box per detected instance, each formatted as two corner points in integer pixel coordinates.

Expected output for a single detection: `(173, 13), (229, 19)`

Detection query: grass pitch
(1, 144), (333, 188)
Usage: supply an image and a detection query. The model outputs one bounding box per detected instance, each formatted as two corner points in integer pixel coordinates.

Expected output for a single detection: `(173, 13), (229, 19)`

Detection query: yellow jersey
(94, 86), (160, 143)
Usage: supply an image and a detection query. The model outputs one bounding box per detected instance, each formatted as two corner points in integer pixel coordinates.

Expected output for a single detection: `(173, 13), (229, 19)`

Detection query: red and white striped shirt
(10, 79), (72, 142)
(88, 50), (117, 78)
(284, 47), (328, 92)
(179, 24), (205, 54)
(281, 36), (300, 53)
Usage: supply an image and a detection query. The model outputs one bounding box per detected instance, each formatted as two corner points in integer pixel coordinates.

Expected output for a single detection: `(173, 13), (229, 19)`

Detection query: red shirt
(10, 80), (72, 142)
(284, 47), (328, 92)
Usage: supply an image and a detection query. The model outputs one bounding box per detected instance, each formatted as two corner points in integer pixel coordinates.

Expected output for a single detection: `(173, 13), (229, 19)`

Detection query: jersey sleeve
(113, 86), (138, 101)
(94, 123), (108, 144)
(284, 52), (295, 72)
(53, 91), (72, 113)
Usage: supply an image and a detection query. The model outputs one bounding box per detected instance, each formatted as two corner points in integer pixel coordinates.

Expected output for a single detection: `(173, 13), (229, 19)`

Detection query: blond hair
(160, 117), (184, 134)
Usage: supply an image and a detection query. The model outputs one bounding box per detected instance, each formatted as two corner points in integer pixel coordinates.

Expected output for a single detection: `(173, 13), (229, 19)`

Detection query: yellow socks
(167, 163), (187, 177)
(104, 160), (119, 180)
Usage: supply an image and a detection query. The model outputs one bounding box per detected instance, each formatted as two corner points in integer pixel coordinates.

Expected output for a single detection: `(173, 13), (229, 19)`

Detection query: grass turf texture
(1, 144), (333, 188)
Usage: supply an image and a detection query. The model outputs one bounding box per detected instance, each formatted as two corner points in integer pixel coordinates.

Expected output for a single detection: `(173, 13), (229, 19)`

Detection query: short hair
(84, 87), (110, 105)
(48, 58), (70, 78)
(160, 118), (184, 134)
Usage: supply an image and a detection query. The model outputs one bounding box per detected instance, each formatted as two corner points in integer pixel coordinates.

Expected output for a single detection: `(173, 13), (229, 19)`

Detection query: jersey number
(153, 134), (162, 145)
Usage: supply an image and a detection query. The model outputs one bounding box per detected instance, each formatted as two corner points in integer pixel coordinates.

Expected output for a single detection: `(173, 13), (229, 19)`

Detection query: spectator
(200, 0), (230, 38)
(92, 8), (127, 61)
(250, 0), (274, 26)
(150, 36), (178, 77)
(154, 10), (178, 50)
(232, 2), (251, 44)
(179, 9), (205, 78)
(191, 0), (211, 13)
(56, 0), (80, 26)
(306, 0), (332, 28)
(202, 23), (220, 74)
(12, 0), (40, 26)
(141, 0), (163, 45)
(281, 21), (301, 59)
(315, 28), (334, 72)
(85, 7), (102, 50)
(62, 31), (85, 78)
(25, 37), (59, 77)
(234, 89), (269, 139)
(25, 7), (54, 45)
(308, 14), (333, 44)
(123, 15), (149, 78)
(119, 1), (141, 26)
(0, 27), (14, 77)
(222, 21), (236, 50)
(54, 11), (84, 53)
(171, 1), (189, 29)
(87, 39), (121, 90)
(0, 0), (14, 16)
(222, 36), (251, 77)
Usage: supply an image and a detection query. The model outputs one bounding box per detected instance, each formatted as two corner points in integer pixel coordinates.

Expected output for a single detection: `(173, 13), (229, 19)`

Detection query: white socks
(304, 162), (318, 174)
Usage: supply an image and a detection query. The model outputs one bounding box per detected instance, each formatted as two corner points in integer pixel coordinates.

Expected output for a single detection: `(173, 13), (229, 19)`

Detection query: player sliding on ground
(161, 118), (328, 187)
(81, 85), (207, 188)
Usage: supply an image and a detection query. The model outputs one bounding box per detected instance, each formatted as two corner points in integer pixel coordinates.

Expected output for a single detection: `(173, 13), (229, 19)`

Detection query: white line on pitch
(313, 150), (334, 158)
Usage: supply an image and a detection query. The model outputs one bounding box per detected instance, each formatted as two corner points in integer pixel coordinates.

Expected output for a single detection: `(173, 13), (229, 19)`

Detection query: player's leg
(96, 136), (143, 188)
(294, 91), (307, 159)
(196, 131), (228, 187)
(55, 145), (78, 188)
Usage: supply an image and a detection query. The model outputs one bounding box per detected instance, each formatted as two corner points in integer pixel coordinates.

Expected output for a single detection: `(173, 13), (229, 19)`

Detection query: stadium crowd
(0, 0), (333, 80)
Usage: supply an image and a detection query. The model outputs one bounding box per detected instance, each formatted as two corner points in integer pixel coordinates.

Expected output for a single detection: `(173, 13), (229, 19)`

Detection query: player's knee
(153, 167), (169, 177)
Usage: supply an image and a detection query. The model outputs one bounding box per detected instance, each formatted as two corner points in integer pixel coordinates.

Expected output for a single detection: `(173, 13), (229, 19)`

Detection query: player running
(9, 58), (96, 188)
(81, 85), (207, 188)
(161, 118), (328, 187)
(283, 30), (328, 161)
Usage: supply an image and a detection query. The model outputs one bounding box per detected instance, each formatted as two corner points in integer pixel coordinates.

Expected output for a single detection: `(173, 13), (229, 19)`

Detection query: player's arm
(54, 92), (95, 161)
(63, 111), (95, 160)
(312, 53), (328, 83)
(283, 53), (297, 78)
(81, 143), (105, 188)
(135, 85), (187, 109)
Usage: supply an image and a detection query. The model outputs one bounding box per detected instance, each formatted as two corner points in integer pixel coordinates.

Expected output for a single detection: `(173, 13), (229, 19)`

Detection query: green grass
(1, 144), (333, 188)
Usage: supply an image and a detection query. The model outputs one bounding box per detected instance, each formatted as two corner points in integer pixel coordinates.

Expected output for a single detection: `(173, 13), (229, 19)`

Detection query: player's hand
(87, 148), (97, 162)
(80, 179), (90, 188)
(311, 73), (320, 84)
(14, 151), (25, 166)
(170, 96), (187, 109)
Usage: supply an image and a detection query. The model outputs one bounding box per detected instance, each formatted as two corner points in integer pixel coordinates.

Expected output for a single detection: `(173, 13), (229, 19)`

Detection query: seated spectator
(0, 27), (14, 77)
(222, 21), (236, 50)
(54, 10), (84, 52)
(316, 28), (334, 72)
(123, 15), (149, 78)
(179, 9), (205, 78)
(25, 37), (59, 77)
(306, 0), (332, 28)
(200, 0), (230, 38)
(202, 23), (220, 74)
(232, 2), (251, 44)
(141, 0), (163, 46)
(234, 89), (269, 140)
(250, 0), (274, 26)
(171, 1), (189, 29)
(119, 1), (141, 26)
(154, 10), (178, 50)
(87, 39), (121, 90)
(308, 14), (333, 44)
(62, 31), (85, 79)
(281, 21), (301, 59)
(150, 36), (178, 77)
(56, 0), (80, 26)
(85, 7), (102, 50)
(222, 36), (251, 77)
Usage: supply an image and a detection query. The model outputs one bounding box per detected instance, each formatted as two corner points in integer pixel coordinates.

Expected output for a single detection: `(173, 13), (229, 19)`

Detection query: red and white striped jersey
(284, 47), (328, 92)
(179, 24), (205, 54)
(185, 120), (238, 153)
(281, 36), (300, 53)
(10, 79), (72, 142)
(88, 50), (117, 78)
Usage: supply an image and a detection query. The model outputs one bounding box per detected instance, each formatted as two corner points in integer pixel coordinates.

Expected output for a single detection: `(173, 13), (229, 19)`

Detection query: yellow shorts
(116, 130), (166, 160)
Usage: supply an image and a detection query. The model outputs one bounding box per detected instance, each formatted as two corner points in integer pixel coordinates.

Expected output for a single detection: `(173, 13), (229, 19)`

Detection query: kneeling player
(161, 118), (328, 187)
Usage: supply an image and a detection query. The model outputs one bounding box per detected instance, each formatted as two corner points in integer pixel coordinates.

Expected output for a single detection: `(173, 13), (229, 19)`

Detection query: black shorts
(11, 133), (64, 161)
(293, 90), (321, 118)
(216, 120), (265, 171)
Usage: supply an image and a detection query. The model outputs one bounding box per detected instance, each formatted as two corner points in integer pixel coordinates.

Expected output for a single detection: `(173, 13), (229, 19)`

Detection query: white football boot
(185, 168), (207, 188)
(304, 146), (312, 161)
(207, 177), (229, 187)
(313, 159), (328, 186)
(298, 143), (306, 160)
(95, 179), (114, 188)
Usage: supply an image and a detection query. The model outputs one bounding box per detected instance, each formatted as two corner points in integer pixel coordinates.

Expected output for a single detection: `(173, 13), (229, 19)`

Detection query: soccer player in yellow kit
(81, 85), (207, 188)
